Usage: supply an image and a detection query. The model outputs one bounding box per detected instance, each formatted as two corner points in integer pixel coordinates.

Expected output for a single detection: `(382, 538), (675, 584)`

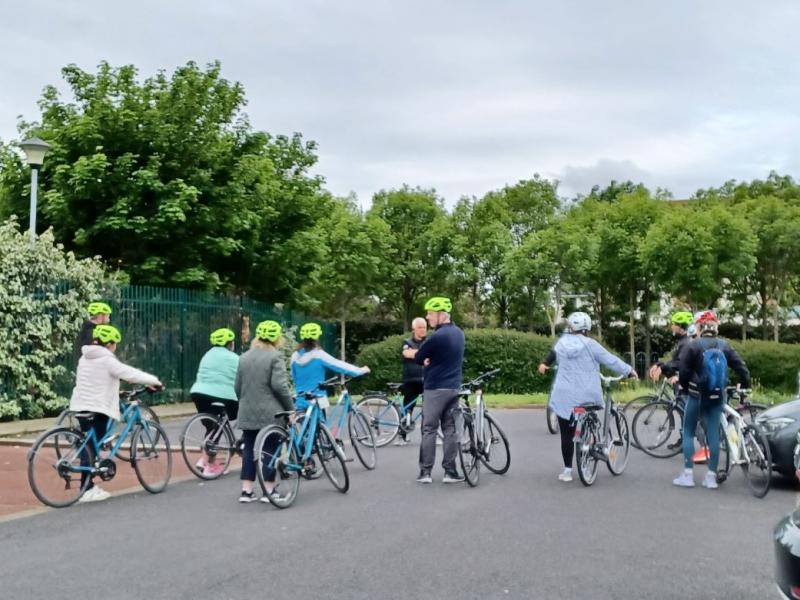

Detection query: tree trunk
(628, 286), (636, 371)
(773, 301), (780, 342)
(643, 287), (652, 369)
(741, 282), (748, 342)
(472, 282), (479, 330)
(594, 287), (604, 342)
(340, 314), (347, 361)
(759, 279), (769, 340)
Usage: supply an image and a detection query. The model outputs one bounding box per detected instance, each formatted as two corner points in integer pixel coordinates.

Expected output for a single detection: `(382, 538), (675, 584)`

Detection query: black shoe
(416, 471), (433, 484)
(239, 490), (257, 503)
(443, 471), (465, 484)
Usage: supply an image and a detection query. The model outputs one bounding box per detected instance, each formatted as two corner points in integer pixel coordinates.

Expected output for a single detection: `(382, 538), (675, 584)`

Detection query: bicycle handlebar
(463, 368), (501, 389)
(599, 374), (627, 385)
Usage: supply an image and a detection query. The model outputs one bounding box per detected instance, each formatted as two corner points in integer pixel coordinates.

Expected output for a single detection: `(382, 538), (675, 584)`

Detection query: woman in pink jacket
(69, 324), (162, 502)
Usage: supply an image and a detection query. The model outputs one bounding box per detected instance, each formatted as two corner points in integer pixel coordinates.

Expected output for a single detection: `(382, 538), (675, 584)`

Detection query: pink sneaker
(203, 462), (225, 477)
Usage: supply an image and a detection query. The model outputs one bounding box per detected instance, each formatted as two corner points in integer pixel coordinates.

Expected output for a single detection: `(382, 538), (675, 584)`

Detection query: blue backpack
(697, 337), (728, 400)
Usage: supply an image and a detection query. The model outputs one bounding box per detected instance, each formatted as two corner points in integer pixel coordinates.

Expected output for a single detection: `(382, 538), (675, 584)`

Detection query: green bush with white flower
(0, 217), (108, 419)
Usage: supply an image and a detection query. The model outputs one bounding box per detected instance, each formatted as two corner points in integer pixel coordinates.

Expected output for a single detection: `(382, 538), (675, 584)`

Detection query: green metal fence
(59, 285), (336, 402)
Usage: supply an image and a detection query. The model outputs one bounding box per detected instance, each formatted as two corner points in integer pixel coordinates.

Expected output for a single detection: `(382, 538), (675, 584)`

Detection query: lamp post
(19, 137), (51, 244)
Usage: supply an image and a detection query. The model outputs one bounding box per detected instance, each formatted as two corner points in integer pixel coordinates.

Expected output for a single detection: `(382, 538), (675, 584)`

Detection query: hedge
(353, 328), (555, 394)
(729, 339), (800, 393)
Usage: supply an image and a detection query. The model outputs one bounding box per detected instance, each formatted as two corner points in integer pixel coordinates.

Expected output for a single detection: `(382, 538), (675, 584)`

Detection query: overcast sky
(2, 1), (799, 206)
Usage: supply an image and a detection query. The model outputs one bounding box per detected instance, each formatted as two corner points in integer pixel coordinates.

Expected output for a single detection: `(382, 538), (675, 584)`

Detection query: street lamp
(19, 137), (51, 244)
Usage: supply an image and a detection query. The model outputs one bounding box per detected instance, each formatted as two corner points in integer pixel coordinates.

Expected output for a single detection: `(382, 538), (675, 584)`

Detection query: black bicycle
(179, 404), (243, 480)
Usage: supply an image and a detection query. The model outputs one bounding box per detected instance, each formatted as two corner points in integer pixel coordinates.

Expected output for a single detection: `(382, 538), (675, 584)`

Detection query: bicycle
(715, 388), (772, 498)
(545, 365), (559, 435)
(27, 387), (172, 508)
(179, 404), (243, 480)
(321, 375), (377, 470)
(572, 374), (632, 486)
(254, 392), (349, 509)
(457, 369), (509, 486)
(55, 395), (160, 462)
(357, 384), (423, 447)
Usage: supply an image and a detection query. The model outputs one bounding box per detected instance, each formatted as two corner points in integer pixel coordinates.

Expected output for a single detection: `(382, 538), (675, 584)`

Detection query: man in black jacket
(396, 317), (427, 445)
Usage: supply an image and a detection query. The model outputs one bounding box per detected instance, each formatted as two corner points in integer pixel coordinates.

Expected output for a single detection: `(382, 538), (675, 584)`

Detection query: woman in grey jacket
(235, 320), (294, 503)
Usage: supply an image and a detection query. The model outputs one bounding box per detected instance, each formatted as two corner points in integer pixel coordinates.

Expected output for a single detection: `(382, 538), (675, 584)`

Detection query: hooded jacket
(69, 345), (161, 420)
(547, 333), (633, 419)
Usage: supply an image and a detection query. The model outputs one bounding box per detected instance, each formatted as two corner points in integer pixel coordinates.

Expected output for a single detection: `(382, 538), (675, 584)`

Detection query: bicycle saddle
(578, 403), (603, 411)
(274, 411), (294, 420)
(71, 412), (95, 420)
(387, 383), (403, 390)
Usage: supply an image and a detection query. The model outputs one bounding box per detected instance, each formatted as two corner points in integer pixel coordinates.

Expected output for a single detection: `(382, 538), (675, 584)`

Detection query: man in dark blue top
(409, 296), (466, 484)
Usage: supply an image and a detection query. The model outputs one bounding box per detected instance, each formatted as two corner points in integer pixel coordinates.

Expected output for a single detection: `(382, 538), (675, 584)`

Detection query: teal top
(190, 347), (240, 401)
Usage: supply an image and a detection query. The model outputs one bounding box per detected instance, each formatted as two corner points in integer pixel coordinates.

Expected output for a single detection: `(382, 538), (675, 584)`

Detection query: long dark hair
(297, 339), (317, 352)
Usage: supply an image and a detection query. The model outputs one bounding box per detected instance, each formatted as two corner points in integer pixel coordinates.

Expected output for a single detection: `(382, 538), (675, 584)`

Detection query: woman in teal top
(189, 327), (240, 476)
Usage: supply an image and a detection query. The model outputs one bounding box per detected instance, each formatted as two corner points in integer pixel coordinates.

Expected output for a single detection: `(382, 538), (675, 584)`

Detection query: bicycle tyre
(606, 410), (631, 475)
(356, 396), (400, 447)
(256, 425), (300, 509)
(348, 409), (377, 470)
(715, 423), (732, 482)
(116, 405), (159, 463)
(575, 418), (599, 486)
(741, 424), (772, 498)
(131, 421), (172, 493)
(622, 394), (658, 450)
(316, 424), (350, 493)
(736, 403), (768, 424)
(546, 404), (558, 435)
(480, 414), (510, 474)
(631, 400), (683, 459)
(180, 413), (235, 480)
(28, 427), (91, 508)
(459, 415), (480, 487)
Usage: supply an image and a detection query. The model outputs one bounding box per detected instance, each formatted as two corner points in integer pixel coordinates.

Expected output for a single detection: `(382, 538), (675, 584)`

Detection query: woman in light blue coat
(538, 312), (637, 482)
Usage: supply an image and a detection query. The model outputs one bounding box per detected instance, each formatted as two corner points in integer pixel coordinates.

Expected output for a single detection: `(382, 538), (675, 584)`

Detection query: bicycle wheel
(575, 419), (599, 486)
(546, 404), (558, 435)
(55, 409), (81, 430)
(180, 414), (235, 480)
(116, 405), (159, 463)
(631, 400), (683, 458)
(623, 395), (658, 450)
(459, 415), (480, 487)
(28, 427), (91, 508)
(737, 403), (768, 425)
(131, 421), (172, 493)
(480, 414), (510, 474)
(316, 424), (350, 493)
(356, 396), (400, 447)
(256, 426), (300, 509)
(348, 409), (377, 470)
(607, 410), (631, 475)
(741, 424), (772, 498)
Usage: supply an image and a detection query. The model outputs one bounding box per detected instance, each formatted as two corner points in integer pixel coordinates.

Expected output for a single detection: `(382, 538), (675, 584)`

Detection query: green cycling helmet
(671, 311), (694, 327)
(299, 322), (323, 341)
(88, 301), (112, 316)
(424, 296), (452, 313)
(210, 327), (235, 346)
(256, 320), (283, 342)
(93, 324), (121, 344)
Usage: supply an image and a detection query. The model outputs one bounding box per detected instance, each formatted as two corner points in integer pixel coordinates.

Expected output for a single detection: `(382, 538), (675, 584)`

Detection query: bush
(729, 339), (800, 393)
(353, 328), (555, 394)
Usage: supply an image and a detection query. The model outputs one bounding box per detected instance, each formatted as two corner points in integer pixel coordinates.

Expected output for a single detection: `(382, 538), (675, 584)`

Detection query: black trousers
(557, 416), (576, 468)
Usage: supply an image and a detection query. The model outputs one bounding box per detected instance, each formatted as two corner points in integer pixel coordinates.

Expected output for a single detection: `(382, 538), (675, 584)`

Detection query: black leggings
(78, 413), (111, 490)
(191, 394), (238, 437)
(557, 416), (576, 468)
(240, 429), (280, 484)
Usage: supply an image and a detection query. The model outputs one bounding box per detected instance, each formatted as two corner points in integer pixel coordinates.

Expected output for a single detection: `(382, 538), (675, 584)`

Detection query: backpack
(697, 337), (728, 401)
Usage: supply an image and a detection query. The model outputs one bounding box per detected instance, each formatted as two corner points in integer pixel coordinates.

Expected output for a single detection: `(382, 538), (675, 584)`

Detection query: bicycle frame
(574, 375), (624, 461)
(273, 401), (324, 473)
(721, 403), (751, 465)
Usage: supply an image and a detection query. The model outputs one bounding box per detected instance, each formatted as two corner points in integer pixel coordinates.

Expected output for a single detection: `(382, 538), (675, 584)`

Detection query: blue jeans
(682, 394), (723, 471)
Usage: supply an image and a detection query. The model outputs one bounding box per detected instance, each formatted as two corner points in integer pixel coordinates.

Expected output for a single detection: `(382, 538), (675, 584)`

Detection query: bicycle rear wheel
(736, 403), (768, 425)
(741, 424), (772, 498)
(480, 414), (510, 474)
(256, 426), (300, 509)
(180, 413), (234, 480)
(575, 419), (599, 486)
(632, 400), (683, 458)
(607, 410), (631, 475)
(459, 414), (480, 487)
(622, 395), (658, 450)
(28, 427), (91, 508)
(316, 424), (350, 493)
(356, 396), (400, 447)
(546, 405), (558, 434)
(348, 409), (377, 470)
(131, 421), (172, 493)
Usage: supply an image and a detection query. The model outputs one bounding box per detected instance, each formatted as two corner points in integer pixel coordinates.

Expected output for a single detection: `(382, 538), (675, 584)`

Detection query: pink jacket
(69, 345), (160, 420)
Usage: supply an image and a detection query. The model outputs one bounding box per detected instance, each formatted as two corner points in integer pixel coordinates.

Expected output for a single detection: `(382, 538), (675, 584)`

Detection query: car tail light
(790, 586), (800, 599)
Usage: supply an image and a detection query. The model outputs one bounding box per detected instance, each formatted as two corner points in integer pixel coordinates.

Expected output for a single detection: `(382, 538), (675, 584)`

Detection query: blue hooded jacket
(290, 348), (368, 409)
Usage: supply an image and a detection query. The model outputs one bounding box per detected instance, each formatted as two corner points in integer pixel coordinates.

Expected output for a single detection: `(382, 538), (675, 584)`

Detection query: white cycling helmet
(687, 324), (697, 337)
(566, 311), (592, 333)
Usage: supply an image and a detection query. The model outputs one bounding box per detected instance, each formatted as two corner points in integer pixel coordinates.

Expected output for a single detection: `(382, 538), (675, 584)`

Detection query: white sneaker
(701, 471), (719, 489)
(394, 438), (409, 446)
(672, 470), (695, 488)
(557, 469), (573, 482)
(435, 438), (443, 446)
(79, 486), (111, 503)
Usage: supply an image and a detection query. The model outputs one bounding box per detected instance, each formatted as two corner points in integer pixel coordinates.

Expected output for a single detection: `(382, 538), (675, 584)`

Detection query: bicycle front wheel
(131, 421), (172, 493)
(575, 420), (599, 486)
(348, 409), (377, 470)
(606, 410), (631, 475)
(28, 427), (91, 508)
(356, 396), (400, 447)
(741, 424), (772, 498)
(459, 415), (481, 487)
(480, 414), (510, 474)
(316, 424), (350, 493)
(116, 404), (159, 463)
(256, 425), (300, 509)
(631, 400), (683, 458)
(180, 413), (234, 480)
(546, 404), (558, 435)
(622, 395), (658, 450)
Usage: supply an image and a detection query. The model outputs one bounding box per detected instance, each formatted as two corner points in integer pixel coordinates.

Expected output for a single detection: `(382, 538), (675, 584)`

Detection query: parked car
(774, 433), (800, 599)
(757, 400), (800, 483)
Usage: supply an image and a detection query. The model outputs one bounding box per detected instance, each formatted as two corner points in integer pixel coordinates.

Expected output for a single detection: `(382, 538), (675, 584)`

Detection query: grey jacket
(235, 344), (294, 431)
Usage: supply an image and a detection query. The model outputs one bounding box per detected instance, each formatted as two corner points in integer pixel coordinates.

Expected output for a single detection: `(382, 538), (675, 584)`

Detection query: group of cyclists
(67, 295), (751, 504)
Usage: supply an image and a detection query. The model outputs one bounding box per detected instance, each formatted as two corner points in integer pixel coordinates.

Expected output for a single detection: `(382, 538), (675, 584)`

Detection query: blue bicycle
(358, 383), (423, 447)
(322, 375), (377, 470)
(27, 388), (172, 508)
(255, 391), (349, 509)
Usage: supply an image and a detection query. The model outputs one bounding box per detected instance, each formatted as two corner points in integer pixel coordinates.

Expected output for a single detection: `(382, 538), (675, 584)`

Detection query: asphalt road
(1, 409), (797, 600)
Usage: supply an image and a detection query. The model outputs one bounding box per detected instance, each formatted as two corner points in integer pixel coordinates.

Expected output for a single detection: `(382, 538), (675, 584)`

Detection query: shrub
(353, 328), (555, 394)
(729, 339), (800, 393)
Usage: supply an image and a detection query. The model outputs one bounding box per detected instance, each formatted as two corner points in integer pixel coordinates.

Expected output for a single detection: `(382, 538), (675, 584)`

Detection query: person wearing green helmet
(649, 311), (694, 383)
(75, 301), (113, 356)
(69, 324), (162, 503)
(189, 328), (241, 477)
